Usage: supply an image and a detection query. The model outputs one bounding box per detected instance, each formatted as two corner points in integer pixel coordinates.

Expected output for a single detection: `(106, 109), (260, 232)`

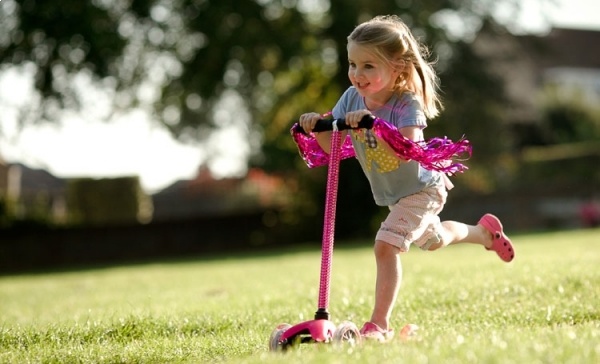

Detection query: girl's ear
(395, 59), (406, 73)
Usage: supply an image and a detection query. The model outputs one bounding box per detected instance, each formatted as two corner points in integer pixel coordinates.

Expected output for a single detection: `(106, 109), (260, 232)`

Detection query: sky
(496, 0), (600, 33)
(0, 0), (599, 193)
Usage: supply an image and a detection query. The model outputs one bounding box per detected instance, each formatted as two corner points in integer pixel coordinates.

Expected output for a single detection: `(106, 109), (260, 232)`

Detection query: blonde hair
(348, 15), (443, 118)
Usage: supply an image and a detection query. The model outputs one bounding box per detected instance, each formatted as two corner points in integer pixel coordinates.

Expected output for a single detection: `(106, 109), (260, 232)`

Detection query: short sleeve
(387, 94), (427, 129)
(332, 88), (352, 119)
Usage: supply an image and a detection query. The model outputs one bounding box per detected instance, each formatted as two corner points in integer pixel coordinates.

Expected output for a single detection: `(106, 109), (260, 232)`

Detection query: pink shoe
(478, 213), (515, 262)
(359, 322), (394, 343)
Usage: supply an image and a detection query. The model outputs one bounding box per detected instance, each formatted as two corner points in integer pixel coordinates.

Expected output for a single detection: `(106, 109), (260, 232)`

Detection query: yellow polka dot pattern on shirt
(352, 130), (400, 173)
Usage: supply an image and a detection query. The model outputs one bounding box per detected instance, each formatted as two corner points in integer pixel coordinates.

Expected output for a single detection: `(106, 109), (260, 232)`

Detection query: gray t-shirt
(332, 86), (441, 206)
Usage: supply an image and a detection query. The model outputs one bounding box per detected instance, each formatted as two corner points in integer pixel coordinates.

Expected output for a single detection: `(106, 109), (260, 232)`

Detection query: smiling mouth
(356, 82), (369, 89)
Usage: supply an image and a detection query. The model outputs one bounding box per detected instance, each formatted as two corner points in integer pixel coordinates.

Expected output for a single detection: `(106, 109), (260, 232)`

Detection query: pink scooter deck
(279, 319), (337, 344)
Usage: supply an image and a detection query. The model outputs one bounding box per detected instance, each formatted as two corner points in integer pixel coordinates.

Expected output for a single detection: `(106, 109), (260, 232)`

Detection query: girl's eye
(349, 62), (356, 68)
(365, 64), (374, 69)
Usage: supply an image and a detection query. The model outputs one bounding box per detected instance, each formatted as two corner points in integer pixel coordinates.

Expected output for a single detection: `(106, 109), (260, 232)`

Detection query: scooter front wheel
(269, 323), (292, 352)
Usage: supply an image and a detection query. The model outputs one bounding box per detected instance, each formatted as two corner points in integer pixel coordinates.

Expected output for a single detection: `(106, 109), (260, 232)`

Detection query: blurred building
(151, 167), (290, 221)
(1, 155), (290, 224)
(0, 158), (154, 226)
(473, 24), (600, 124)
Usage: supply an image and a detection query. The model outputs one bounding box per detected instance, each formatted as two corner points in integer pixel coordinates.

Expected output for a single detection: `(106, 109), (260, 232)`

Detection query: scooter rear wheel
(333, 321), (361, 346)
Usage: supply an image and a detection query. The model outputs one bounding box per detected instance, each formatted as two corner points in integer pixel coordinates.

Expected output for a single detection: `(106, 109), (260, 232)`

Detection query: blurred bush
(66, 176), (153, 226)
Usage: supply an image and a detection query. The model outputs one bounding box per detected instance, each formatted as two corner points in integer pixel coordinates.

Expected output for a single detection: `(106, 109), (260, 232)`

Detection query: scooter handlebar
(293, 114), (375, 135)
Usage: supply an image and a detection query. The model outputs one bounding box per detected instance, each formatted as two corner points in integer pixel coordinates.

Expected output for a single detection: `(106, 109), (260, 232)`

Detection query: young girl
(298, 15), (515, 342)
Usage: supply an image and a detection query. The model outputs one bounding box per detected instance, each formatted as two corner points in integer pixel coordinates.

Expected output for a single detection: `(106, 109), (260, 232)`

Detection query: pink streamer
(291, 117), (472, 174)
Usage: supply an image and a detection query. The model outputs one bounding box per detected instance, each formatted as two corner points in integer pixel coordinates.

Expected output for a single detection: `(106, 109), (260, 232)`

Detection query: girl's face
(347, 42), (399, 104)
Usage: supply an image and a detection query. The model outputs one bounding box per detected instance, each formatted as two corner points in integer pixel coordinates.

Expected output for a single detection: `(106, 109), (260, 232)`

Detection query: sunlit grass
(1, 228), (599, 363)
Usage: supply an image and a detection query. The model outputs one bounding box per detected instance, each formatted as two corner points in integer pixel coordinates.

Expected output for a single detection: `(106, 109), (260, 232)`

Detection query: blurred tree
(540, 86), (600, 144)
(0, 0), (515, 155)
(0, 0), (133, 123)
(0, 194), (16, 228)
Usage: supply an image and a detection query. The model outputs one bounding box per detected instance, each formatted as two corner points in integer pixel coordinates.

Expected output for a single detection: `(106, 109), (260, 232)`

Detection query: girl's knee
(374, 240), (400, 258)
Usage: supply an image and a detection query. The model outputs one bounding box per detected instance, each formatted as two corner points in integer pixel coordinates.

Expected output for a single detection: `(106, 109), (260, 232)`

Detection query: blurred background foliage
(66, 177), (152, 226)
(0, 0), (598, 236)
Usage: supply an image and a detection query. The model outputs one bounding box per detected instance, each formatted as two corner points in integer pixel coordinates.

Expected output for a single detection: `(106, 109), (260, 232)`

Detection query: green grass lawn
(1, 228), (599, 363)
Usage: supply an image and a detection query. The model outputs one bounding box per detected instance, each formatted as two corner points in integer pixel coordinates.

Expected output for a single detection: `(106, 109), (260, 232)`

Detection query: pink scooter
(269, 115), (375, 351)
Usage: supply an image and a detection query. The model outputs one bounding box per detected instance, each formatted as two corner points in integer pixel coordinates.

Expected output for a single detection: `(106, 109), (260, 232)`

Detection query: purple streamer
(291, 117), (472, 174)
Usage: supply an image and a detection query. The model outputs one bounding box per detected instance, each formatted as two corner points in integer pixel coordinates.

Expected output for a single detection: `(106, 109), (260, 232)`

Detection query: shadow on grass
(0, 237), (374, 278)
(4, 226), (596, 278)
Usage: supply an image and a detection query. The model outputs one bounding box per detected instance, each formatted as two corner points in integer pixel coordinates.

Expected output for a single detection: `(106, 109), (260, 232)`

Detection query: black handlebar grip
(293, 114), (375, 135)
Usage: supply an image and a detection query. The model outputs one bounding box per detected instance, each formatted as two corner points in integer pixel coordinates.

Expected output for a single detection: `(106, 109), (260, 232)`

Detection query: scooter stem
(315, 125), (343, 319)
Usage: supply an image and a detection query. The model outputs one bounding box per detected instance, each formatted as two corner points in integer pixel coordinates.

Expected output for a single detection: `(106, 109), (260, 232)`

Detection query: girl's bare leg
(428, 221), (492, 251)
(369, 240), (402, 330)
(367, 219), (504, 332)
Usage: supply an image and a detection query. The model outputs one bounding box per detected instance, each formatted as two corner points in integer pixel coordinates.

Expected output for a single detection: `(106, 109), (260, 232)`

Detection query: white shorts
(375, 182), (447, 252)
